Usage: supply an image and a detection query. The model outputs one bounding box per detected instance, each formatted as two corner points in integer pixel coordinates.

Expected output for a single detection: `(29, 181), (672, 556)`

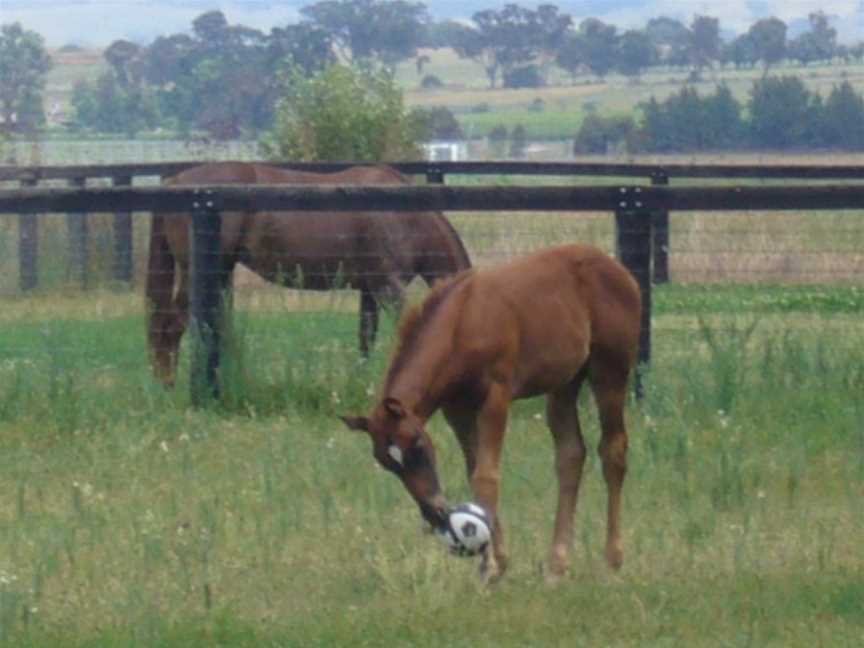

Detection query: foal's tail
(145, 212), (176, 369)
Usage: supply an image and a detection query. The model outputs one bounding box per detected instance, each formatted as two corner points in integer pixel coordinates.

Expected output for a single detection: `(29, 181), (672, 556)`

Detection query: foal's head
(341, 397), (448, 530)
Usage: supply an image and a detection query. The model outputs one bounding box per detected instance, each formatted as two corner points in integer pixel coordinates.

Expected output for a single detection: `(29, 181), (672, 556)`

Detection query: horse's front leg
(149, 264), (190, 386)
(471, 382), (511, 584)
(358, 289), (378, 358)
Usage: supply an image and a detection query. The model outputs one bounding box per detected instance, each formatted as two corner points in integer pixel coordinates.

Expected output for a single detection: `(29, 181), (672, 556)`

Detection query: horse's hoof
(605, 545), (624, 571)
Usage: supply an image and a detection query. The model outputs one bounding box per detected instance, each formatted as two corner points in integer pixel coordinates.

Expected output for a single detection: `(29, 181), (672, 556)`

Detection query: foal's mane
(384, 270), (473, 387)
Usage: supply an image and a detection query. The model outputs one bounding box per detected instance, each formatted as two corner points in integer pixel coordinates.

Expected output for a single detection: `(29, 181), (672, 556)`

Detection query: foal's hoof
(479, 551), (507, 586)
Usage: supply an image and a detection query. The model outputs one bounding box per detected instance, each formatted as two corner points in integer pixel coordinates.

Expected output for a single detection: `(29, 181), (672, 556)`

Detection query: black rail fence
(4, 159), (864, 291)
(1, 160), (863, 401)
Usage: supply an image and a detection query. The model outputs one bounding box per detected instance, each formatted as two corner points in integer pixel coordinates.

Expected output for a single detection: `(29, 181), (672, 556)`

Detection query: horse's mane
(384, 269), (474, 389)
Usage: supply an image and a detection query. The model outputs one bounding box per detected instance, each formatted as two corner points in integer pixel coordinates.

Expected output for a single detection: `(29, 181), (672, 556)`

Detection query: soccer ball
(437, 502), (492, 557)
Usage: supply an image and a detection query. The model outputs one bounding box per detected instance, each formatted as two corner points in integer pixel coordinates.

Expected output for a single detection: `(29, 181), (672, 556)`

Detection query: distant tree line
(2, 2), (864, 145)
(574, 78), (864, 153)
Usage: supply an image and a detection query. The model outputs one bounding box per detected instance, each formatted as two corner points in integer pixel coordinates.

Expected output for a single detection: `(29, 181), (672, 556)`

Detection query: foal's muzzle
(419, 494), (449, 531)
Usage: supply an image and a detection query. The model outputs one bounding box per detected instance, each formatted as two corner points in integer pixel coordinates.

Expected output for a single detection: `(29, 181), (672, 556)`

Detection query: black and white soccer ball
(437, 502), (492, 557)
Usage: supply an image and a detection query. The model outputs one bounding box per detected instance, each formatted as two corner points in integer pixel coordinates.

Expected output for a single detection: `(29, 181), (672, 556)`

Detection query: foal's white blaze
(387, 445), (403, 466)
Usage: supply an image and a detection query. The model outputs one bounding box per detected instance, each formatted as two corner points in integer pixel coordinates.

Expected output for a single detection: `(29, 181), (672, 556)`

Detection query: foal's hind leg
(545, 373), (588, 581)
(589, 353), (633, 571)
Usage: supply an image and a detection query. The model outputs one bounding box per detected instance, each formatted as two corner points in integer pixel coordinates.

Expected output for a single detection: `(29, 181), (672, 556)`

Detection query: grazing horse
(341, 244), (641, 583)
(146, 161), (471, 385)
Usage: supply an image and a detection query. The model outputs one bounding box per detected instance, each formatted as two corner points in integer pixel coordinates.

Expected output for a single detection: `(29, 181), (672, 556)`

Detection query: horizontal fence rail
(2, 183), (864, 214)
(3, 160), (864, 183)
(2, 161), (862, 403)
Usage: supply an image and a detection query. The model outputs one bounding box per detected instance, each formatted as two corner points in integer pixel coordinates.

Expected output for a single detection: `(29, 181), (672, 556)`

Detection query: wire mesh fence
(0, 159), (862, 412)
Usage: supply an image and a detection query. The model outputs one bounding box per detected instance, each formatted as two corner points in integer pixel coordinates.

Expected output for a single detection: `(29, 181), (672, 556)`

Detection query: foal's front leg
(545, 382), (588, 581)
(470, 383), (511, 583)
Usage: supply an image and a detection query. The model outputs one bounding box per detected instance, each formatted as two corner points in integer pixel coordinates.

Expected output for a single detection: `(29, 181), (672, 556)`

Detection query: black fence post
(651, 171), (670, 284)
(615, 191), (652, 399)
(19, 177), (39, 292)
(113, 175), (134, 286)
(426, 166), (445, 185)
(189, 189), (223, 405)
(67, 177), (90, 289)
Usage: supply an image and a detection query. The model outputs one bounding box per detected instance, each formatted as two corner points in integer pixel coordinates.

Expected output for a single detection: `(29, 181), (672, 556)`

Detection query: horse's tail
(418, 212), (472, 285)
(145, 212), (175, 363)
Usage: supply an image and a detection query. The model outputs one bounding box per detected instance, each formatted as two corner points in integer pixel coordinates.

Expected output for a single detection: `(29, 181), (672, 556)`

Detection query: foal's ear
(383, 397), (406, 419)
(340, 415), (369, 432)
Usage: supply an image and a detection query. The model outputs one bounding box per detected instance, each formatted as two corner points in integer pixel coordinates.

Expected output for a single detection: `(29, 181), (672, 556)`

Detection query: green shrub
(503, 65), (544, 89)
(573, 113), (635, 154)
(420, 74), (443, 90)
(261, 64), (423, 162)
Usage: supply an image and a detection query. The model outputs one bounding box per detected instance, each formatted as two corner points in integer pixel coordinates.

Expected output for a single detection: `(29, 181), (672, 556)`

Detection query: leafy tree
(0, 22), (52, 134)
(90, 10), (339, 140)
(487, 124), (509, 158)
(616, 29), (656, 80)
(804, 11), (838, 60)
(424, 19), (473, 49)
(788, 11), (838, 66)
(724, 33), (758, 69)
(575, 18), (619, 79)
(71, 72), (159, 136)
(467, 5), (541, 88)
(645, 16), (691, 67)
(409, 105), (463, 140)
(140, 11), (279, 139)
(503, 64), (544, 88)
(637, 84), (743, 152)
(455, 4), (567, 89)
(638, 96), (672, 151)
(142, 34), (195, 87)
(266, 24), (335, 76)
(747, 17), (787, 73)
(509, 124), (527, 158)
(748, 76), (821, 149)
(104, 39), (144, 86)
(555, 31), (584, 83)
(820, 82), (864, 150)
(689, 15), (721, 76)
(300, 0), (428, 68)
(702, 83), (745, 148)
(261, 64), (424, 161)
(534, 4), (571, 80)
(573, 113), (635, 154)
(419, 74), (443, 89)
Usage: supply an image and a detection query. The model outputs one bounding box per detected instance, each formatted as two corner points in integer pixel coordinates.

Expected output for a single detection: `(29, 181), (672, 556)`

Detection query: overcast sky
(1, 0), (861, 48)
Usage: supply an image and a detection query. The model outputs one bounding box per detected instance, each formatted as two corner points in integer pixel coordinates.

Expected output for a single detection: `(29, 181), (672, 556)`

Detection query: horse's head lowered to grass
(145, 161), (471, 386)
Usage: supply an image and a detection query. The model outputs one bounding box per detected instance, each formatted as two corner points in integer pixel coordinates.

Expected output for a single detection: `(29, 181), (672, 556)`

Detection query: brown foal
(342, 244), (641, 582)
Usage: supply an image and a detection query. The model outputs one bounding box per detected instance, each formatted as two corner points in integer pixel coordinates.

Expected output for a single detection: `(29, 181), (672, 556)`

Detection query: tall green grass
(0, 286), (862, 646)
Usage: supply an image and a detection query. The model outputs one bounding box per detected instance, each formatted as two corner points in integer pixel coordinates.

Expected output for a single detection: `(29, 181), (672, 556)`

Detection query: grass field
(0, 281), (862, 647)
(0, 43), (860, 647)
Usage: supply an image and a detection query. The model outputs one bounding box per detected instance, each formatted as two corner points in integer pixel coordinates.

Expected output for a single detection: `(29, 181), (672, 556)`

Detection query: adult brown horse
(146, 161), (471, 385)
(341, 244), (641, 583)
